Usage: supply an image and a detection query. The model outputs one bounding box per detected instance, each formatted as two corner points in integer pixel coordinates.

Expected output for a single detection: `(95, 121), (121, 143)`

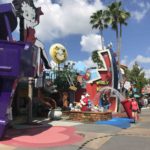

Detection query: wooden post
(28, 77), (33, 123)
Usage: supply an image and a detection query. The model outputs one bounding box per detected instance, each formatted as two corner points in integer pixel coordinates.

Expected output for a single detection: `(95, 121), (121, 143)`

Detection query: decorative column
(28, 77), (34, 123)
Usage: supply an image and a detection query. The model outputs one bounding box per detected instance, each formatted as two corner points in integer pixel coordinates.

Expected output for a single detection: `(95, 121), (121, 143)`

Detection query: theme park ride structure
(0, 0), (51, 139)
(0, 3), (38, 139)
(85, 47), (118, 103)
(73, 48), (132, 117)
(12, 0), (52, 110)
(86, 49), (133, 116)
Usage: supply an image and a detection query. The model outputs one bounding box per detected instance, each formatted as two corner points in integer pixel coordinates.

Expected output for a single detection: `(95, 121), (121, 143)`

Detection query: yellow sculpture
(49, 43), (68, 64)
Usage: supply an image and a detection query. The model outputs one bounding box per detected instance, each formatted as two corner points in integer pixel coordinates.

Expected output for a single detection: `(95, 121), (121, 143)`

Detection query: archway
(94, 86), (125, 112)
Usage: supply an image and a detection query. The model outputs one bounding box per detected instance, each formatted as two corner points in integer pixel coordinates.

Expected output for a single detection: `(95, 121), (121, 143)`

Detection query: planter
(48, 108), (62, 120)
(62, 111), (112, 122)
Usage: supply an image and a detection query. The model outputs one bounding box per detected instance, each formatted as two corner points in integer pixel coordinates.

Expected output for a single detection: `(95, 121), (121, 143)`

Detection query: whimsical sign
(13, 0), (51, 76)
(49, 43), (68, 64)
(96, 80), (109, 85)
(13, 0), (43, 42)
(87, 69), (101, 83)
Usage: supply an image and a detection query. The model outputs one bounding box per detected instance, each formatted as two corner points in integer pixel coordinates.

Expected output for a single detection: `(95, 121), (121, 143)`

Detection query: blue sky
(1, 0), (150, 78)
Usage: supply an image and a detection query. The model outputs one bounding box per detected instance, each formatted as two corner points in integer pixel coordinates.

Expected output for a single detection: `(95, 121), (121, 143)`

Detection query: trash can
(121, 99), (132, 118)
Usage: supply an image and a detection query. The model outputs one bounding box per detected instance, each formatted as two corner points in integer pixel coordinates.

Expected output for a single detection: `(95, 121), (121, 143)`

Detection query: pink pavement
(0, 126), (83, 148)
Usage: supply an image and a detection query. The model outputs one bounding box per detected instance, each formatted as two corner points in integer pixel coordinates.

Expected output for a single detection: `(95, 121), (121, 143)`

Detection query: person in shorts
(130, 98), (139, 123)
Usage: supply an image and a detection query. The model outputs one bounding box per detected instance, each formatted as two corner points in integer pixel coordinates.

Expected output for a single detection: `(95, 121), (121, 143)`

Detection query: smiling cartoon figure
(50, 43), (68, 64)
(13, 0), (50, 76)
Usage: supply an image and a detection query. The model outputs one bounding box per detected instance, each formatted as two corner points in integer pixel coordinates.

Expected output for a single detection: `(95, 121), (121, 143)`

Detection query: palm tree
(90, 10), (108, 50)
(107, 1), (130, 74)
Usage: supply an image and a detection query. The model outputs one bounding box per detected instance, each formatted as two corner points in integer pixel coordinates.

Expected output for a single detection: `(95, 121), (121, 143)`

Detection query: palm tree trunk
(118, 23), (123, 93)
(119, 23), (123, 93)
(116, 25), (120, 67)
(116, 25), (122, 90)
(100, 29), (104, 50)
(119, 23), (122, 67)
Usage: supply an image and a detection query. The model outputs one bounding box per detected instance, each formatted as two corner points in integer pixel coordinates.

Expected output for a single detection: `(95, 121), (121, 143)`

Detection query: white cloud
(132, 10), (147, 22)
(121, 55), (128, 66)
(134, 55), (150, 63)
(131, 2), (150, 22)
(34, 0), (105, 41)
(80, 34), (103, 53)
(120, 55), (150, 78)
(83, 56), (97, 68)
(138, 2), (145, 8)
(0, 0), (105, 42)
(125, 55), (150, 78)
(144, 69), (150, 79)
(0, 0), (105, 41)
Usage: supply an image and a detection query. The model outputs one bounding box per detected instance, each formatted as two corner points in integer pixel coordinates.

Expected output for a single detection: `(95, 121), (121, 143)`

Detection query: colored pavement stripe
(0, 126), (83, 148)
(0, 144), (16, 150)
(96, 118), (134, 129)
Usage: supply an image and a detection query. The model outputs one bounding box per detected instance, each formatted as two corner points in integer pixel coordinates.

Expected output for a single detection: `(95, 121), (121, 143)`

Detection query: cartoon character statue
(13, 0), (50, 76)
(80, 93), (91, 111)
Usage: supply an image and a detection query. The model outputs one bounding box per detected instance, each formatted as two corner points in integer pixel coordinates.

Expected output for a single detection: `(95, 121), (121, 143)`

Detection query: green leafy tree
(146, 78), (150, 85)
(53, 66), (77, 91)
(126, 62), (147, 93)
(92, 50), (104, 68)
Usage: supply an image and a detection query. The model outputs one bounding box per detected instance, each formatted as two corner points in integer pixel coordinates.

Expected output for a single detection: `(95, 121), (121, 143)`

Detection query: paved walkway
(0, 108), (150, 150)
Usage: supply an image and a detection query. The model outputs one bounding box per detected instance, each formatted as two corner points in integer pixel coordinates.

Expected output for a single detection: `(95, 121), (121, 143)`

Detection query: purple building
(0, 3), (38, 139)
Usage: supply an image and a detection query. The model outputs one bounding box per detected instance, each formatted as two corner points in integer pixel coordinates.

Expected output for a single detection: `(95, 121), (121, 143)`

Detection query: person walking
(130, 98), (139, 123)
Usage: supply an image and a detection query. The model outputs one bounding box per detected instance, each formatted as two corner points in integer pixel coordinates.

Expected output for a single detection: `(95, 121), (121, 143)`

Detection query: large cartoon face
(21, 1), (38, 28)
(50, 44), (68, 64)
(55, 47), (66, 61)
